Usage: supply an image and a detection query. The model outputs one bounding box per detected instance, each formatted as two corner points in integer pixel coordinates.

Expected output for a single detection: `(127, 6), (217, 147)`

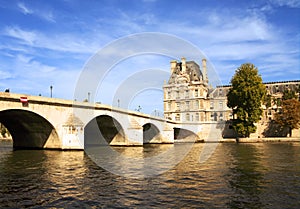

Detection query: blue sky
(0, 0), (299, 114)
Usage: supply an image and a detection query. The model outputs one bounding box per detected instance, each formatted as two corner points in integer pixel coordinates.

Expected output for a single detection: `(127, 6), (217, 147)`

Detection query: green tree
(227, 63), (266, 137)
(282, 89), (297, 100)
(273, 97), (282, 106)
(264, 94), (272, 108)
(275, 99), (300, 137)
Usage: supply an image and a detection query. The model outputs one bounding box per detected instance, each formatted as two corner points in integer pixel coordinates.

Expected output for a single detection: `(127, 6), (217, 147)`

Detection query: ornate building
(163, 57), (228, 122)
(163, 58), (300, 137)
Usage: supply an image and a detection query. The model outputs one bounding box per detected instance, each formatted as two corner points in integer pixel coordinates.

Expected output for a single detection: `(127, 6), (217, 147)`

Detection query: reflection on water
(0, 141), (299, 208)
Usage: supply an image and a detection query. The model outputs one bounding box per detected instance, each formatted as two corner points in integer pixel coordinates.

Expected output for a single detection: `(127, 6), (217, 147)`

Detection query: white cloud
(3, 26), (107, 54)
(15, 54), (56, 75)
(17, 2), (33, 15)
(270, 0), (300, 8)
(16, 2), (55, 22)
(5, 26), (37, 44)
(0, 70), (13, 80)
(40, 11), (55, 23)
(0, 53), (79, 98)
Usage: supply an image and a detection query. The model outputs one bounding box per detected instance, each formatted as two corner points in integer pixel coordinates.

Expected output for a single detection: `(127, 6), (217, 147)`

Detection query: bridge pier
(125, 128), (143, 146)
(160, 124), (174, 143)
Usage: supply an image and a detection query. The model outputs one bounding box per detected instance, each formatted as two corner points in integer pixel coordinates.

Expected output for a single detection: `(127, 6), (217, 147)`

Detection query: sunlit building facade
(163, 58), (300, 128)
(163, 57), (229, 122)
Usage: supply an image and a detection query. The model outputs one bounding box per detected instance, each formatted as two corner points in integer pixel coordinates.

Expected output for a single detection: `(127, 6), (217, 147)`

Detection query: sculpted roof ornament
(168, 59), (204, 85)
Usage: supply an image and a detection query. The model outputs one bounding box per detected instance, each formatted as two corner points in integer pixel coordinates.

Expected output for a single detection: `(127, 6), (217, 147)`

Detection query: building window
(167, 91), (171, 99)
(185, 90), (189, 98)
(219, 101), (223, 109)
(195, 113), (199, 121)
(175, 114), (180, 121)
(168, 102), (171, 111)
(176, 102), (180, 111)
(210, 101), (214, 109)
(176, 91), (180, 99)
(194, 89), (198, 97)
(211, 112), (217, 121)
(219, 89), (223, 96)
(186, 113), (190, 121)
(181, 102), (184, 110)
(220, 112), (223, 121)
(195, 100), (199, 109)
(186, 101), (190, 110)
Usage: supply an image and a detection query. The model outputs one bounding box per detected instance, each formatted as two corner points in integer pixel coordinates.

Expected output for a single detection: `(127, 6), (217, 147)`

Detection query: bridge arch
(174, 127), (201, 142)
(143, 123), (161, 144)
(0, 109), (60, 149)
(84, 115), (126, 146)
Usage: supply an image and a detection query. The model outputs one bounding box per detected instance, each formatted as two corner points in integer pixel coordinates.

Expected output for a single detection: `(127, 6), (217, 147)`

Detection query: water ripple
(0, 142), (299, 208)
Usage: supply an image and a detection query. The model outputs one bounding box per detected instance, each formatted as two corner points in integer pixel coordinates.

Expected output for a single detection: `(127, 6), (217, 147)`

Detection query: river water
(0, 141), (299, 208)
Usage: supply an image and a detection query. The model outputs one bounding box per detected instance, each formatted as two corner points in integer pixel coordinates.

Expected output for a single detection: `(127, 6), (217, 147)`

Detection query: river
(0, 141), (299, 208)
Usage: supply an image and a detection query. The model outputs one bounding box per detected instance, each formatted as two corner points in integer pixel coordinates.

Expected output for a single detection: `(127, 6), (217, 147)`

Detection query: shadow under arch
(84, 115), (126, 146)
(143, 123), (160, 144)
(0, 109), (60, 149)
(174, 127), (202, 142)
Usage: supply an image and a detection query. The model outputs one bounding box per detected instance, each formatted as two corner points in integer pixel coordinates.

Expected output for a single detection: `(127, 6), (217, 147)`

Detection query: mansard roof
(168, 60), (204, 84)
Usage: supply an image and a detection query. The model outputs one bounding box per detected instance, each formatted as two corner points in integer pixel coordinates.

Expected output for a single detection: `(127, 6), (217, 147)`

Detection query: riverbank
(1, 137), (299, 145)
(220, 137), (300, 143)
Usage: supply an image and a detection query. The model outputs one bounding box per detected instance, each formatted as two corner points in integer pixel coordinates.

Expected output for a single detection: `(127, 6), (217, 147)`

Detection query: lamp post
(118, 99), (120, 108)
(88, 92), (90, 102)
(50, 85), (53, 98)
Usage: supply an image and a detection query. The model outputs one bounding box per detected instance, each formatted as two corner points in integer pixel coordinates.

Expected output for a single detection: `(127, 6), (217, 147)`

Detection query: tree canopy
(282, 89), (297, 101)
(227, 63), (266, 137)
(275, 98), (300, 137)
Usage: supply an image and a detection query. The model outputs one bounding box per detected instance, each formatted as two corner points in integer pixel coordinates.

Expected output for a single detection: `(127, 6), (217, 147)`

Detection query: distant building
(163, 58), (300, 137)
(163, 58), (211, 122)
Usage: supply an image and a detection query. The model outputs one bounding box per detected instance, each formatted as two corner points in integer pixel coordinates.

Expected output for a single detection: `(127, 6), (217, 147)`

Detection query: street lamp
(50, 85), (53, 98)
(118, 99), (120, 107)
(88, 92), (90, 102)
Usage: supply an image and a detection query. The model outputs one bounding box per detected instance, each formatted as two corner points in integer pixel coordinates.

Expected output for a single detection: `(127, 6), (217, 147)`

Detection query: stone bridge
(0, 92), (223, 149)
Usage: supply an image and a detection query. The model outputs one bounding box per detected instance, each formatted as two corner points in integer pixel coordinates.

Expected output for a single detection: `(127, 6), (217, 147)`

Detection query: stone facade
(163, 57), (228, 123)
(163, 58), (300, 138)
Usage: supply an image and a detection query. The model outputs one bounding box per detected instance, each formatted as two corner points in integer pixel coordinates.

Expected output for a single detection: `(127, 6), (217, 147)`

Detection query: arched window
(186, 113), (190, 121)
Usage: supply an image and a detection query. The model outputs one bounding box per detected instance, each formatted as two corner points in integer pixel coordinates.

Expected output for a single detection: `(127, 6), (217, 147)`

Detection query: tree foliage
(275, 98), (300, 137)
(227, 63), (266, 137)
(282, 89), (297, 101)
(264, 94), (272, 108)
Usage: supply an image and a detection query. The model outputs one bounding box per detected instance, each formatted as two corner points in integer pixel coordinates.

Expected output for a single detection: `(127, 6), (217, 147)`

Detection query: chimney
(202, 58), (207, 82)
(170, 60), (177, 73)
(181, 57), (186, 73)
